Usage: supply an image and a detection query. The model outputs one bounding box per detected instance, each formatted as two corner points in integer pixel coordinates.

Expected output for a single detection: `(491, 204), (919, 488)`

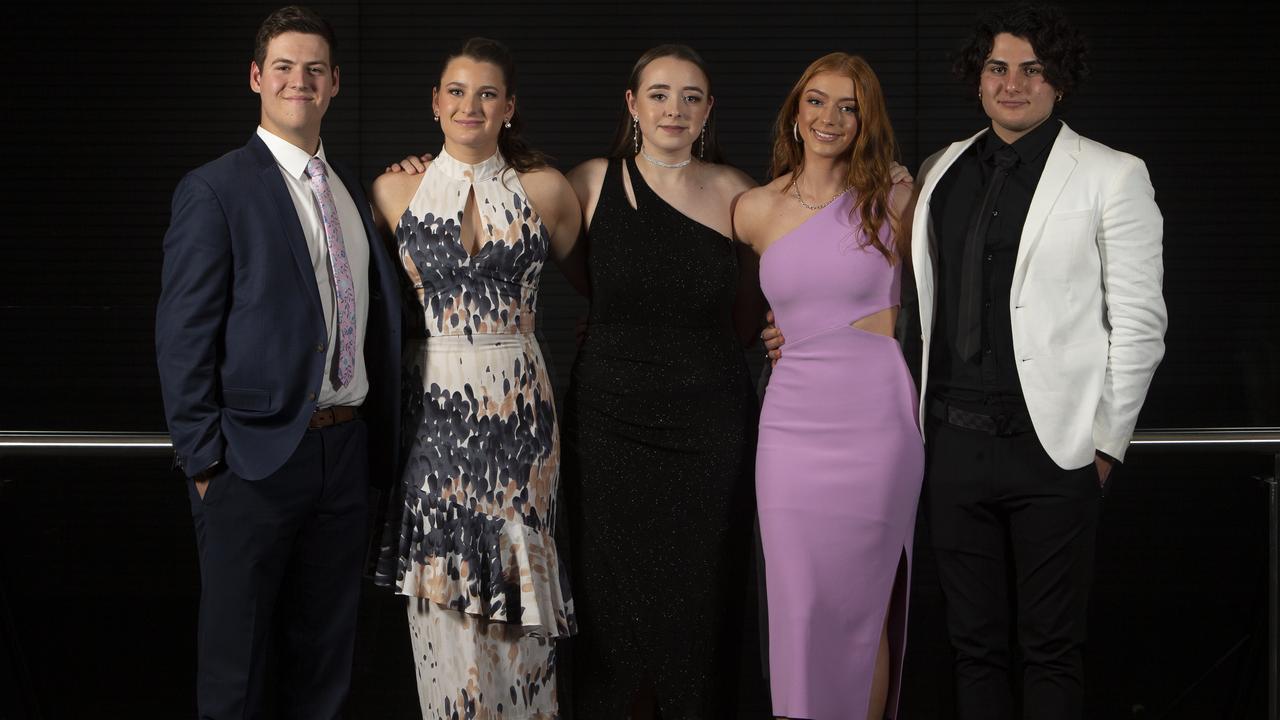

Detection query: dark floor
(0, 451), (1269, 719)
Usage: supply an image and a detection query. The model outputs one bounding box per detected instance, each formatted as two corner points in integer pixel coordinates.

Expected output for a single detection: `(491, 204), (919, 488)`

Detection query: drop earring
(504, 118), (512, 128)
(633, 116), (640, 155)
(699, 124), (707, 160)
(433, 114), (440, 122)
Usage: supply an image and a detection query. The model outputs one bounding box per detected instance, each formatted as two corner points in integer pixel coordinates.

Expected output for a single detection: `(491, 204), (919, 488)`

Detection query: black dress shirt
(928, 118), (1062, 413)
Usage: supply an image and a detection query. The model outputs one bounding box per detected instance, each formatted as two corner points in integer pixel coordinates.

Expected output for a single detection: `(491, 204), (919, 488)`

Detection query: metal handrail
(2, 428), (1279, 453)
(0, 431), (173, 454)
(2, 427), (1279, 717)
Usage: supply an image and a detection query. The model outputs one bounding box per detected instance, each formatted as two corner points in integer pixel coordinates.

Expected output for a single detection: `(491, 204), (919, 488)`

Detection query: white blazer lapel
(1012, 122), (1082, 295)
(913, 128), (987, 320)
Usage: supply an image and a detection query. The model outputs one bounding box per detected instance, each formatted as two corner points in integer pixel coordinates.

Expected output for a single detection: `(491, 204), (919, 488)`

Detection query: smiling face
(250, 31), (339, 153)
(795, 70), (859, 159)
(980, 32), (1058, 143)
(626, 56), (713, 157)
(432, 56), (514, 154)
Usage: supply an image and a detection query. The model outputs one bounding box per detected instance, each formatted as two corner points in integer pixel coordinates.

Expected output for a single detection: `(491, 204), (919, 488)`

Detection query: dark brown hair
(770, 53), (901, 263)
(952, 3), (1089, 100)
(439, 37), (549, 173)
(253, 6), (337, 69)
(607, 44), (726, 164)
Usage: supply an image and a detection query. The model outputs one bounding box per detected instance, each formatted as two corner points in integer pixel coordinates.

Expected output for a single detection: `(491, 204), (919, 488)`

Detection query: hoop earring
(633, 116), (640, 155)
(699, 124), (707, 160)
(1055, 92), (1063, 102)
(793, 121), (801, 143)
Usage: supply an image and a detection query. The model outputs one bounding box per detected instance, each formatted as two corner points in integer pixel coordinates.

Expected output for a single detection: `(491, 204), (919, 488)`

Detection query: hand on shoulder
(371, 164), (428, 232)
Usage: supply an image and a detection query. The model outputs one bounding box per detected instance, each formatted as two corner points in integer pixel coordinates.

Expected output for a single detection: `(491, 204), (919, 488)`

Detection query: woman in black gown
(562, 45), (765, 718)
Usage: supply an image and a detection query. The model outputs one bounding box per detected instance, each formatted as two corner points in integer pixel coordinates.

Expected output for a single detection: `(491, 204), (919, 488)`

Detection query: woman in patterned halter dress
(562, 46), (768, 718)
(735, 54), (923, 720)
(370, 39), (585, 719)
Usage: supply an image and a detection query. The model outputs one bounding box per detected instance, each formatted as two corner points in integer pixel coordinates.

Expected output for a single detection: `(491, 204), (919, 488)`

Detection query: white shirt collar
(256, 126), (329, 180)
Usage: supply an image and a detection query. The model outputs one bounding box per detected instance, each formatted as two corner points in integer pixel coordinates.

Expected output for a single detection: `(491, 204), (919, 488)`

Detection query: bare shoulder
(705, 163), (758, 196)
(566, 157), (609, 188)
(372, 162), (429, 204)
(371, 163), (429, 229)
(517, 164), (573, 198)
(739, 173), (791, 212)
(516, 165), (579, 227)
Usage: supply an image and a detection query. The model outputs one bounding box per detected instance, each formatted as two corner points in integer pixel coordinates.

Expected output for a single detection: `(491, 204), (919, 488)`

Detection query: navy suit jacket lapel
(246, 134), (327, 338)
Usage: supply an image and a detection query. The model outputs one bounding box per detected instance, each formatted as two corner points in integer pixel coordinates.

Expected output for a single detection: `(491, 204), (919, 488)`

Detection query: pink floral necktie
(306, 156), (356, 387)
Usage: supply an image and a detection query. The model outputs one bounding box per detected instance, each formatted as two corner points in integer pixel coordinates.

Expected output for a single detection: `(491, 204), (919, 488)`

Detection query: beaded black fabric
(562, 158), (761, 717)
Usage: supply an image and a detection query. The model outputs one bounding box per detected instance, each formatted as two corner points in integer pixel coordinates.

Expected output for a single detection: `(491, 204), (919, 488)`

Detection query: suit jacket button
(308, 392), (317, 401)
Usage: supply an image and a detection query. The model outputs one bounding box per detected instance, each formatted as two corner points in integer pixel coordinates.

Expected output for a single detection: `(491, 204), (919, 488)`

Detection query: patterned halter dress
(375, 148), (575, 719)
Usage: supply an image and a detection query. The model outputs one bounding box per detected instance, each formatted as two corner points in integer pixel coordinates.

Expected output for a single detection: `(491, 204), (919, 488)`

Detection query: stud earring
(793, 121), (801, 143)
(633, 116), (640, 155)
(977, 90), (982, 99)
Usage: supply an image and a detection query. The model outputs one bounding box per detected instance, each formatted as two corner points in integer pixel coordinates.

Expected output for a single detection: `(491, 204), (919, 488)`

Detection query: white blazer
(911, 121), (1167, 469)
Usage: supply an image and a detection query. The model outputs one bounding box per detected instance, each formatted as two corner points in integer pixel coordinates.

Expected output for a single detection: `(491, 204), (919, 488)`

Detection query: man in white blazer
(911, 5), (1166, 719)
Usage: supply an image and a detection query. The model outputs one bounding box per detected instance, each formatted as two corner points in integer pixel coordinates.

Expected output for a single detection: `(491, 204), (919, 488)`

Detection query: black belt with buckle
(929, 398), (1033, 437)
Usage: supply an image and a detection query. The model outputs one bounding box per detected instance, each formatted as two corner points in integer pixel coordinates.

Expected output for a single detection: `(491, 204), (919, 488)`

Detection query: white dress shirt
(256, 126), (370, 408)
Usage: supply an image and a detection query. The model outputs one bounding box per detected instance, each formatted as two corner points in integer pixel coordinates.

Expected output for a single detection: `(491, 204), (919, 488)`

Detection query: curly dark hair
(952, 3), (1089, 99)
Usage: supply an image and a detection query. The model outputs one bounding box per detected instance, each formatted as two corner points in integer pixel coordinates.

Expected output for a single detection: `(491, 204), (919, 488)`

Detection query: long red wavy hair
(769, 53), (901, 263)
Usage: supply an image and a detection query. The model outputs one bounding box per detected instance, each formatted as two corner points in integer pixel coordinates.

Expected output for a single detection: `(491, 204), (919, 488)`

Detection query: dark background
(1, 1), (1277, 718)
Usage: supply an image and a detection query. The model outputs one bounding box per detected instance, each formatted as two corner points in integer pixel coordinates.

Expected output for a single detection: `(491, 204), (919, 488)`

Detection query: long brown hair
(770, 53), (900, 263)
(439, 37), (550, 172)
(607, 44), (726, 164)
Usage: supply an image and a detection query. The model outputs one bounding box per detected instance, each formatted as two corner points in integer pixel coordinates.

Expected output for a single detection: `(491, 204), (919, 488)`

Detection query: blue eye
(807, 98), (823, 106)
(840, 105), (857, 114)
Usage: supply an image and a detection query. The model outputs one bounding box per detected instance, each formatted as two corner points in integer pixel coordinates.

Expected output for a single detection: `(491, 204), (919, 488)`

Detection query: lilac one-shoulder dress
(756, 191), (924, 720)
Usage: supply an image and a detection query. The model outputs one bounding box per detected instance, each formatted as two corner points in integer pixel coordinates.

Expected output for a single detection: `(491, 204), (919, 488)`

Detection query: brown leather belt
(309, 405), (360, 429)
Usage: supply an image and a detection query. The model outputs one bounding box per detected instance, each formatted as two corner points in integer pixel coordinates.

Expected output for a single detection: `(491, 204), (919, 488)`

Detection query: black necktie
(956, 145), (1020, 362)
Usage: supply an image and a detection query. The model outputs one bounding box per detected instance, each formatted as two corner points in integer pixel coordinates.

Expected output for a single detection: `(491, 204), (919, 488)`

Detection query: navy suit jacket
(156, 134), (401, 488)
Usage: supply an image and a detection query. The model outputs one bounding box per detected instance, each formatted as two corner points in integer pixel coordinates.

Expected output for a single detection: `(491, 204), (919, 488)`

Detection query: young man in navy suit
(155, 6), (400, 717)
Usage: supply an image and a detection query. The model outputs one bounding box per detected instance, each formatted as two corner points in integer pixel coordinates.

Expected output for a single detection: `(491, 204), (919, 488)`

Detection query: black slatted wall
(3, 0), (1275, 430)
(1, 2), (1277, 718)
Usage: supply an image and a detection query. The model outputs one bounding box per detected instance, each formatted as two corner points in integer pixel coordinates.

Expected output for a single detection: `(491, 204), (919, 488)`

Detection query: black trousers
(924, 418), (1102, 720)
(187, 418), (368, 720)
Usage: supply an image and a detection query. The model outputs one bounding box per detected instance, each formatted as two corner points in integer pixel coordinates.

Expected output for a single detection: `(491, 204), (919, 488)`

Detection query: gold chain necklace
(792, 178), (850, 210)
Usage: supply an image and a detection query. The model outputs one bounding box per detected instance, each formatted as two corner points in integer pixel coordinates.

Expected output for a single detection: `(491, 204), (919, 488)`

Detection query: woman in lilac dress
(734, 53), (924, 720)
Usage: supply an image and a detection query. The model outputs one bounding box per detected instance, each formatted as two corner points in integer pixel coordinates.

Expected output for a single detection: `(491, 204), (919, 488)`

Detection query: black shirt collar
(977, 117), (1061, 167)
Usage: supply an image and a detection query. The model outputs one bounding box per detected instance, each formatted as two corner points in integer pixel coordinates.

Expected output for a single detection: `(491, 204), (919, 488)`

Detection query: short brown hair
(253, 6), (337, 69)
